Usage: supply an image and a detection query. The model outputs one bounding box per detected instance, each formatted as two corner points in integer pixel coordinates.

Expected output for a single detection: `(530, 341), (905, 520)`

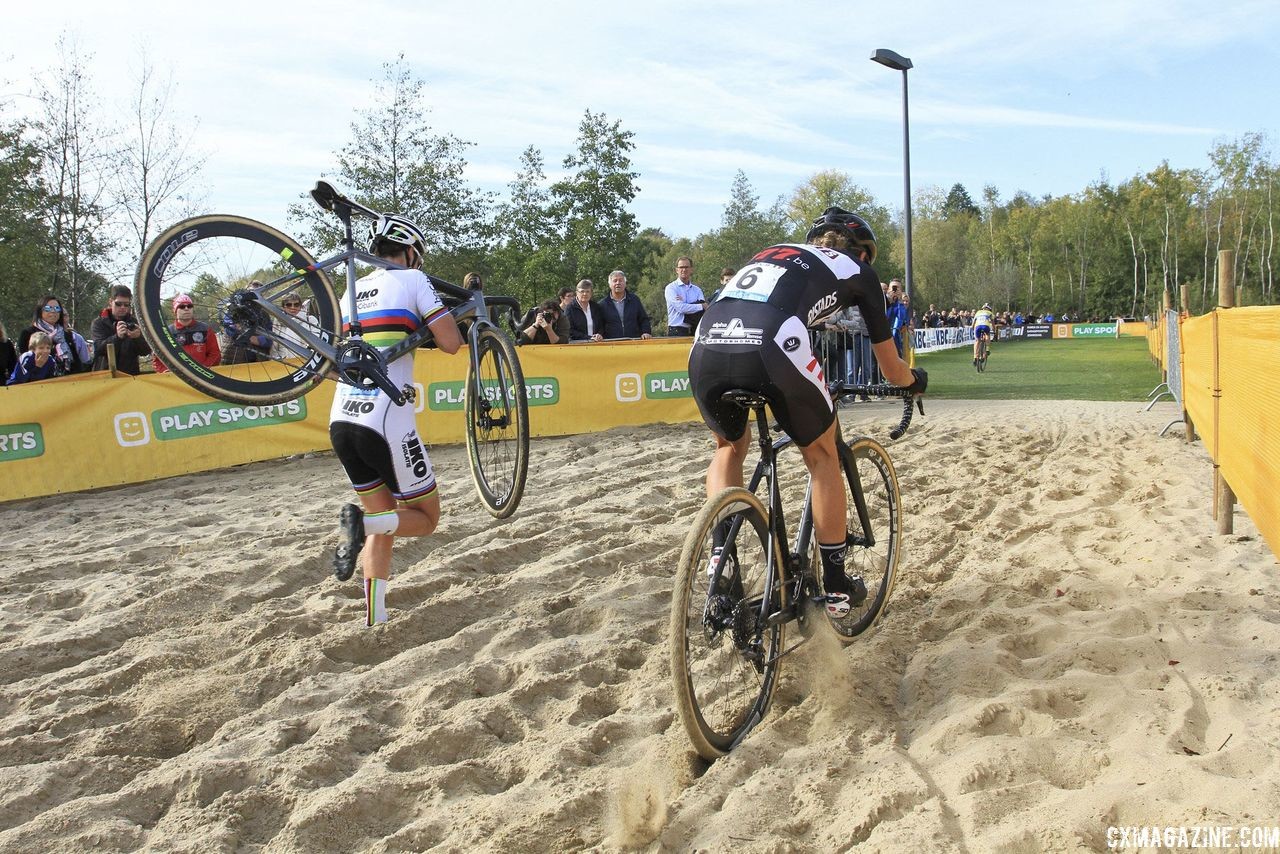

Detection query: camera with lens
(539, 311), (555, 324)
(125, 321), (139, 331)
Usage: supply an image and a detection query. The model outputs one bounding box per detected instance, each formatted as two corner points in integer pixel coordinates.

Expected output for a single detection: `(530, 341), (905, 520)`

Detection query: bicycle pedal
(401, 384), (417, 404)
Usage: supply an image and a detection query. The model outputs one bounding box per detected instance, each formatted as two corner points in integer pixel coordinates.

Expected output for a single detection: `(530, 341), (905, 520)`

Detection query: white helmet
(367, 214), (427, 261)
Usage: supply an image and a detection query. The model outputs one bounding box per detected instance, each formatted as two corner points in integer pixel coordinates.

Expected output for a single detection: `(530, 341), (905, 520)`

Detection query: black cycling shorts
(688, 301), (834, 447)
(329, 421), (438, 503)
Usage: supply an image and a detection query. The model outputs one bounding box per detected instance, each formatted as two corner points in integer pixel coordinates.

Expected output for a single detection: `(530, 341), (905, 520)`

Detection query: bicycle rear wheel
(823, 436), (902, 642)
(670, 487), (787, 759)
(976, 339), (988, 372)
(464, 325), (529, 518)
(135, 216), (339, 405)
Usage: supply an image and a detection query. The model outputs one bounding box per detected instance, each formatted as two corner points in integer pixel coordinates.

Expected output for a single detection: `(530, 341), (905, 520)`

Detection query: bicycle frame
(235, 187), (513, 405)
(709, 384), (913, 664)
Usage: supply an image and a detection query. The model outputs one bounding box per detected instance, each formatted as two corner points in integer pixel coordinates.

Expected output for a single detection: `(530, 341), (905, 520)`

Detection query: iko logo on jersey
(401, 432), (429, 479)
(703, 317), (763, 346)
(0, 423), (44, 462)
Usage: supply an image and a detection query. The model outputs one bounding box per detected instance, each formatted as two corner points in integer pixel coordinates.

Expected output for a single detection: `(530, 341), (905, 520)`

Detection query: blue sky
(3, 0), (1278, 245)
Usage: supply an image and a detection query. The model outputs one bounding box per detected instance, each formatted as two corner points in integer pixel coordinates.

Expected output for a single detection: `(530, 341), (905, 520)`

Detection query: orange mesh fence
(1177, 306), (1280, 560)
(1216, 307), (1280, 558)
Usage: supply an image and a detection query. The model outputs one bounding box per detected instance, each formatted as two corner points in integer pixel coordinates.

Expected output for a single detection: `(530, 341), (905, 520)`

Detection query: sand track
(2, 400), (1277, 852)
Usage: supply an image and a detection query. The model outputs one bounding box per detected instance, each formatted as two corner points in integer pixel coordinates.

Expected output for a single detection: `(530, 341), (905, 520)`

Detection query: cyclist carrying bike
(688, 206), (926, 617)
(972, 302), (995, 365)
(330, 214), (463, 625)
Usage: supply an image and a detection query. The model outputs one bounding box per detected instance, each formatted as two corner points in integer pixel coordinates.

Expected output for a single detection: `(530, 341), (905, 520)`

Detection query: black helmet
(805, 206), (877, 264)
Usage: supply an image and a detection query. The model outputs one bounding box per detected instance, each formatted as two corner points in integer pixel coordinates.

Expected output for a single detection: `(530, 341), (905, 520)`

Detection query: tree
(116, 52), (207, 262)
(0, 116), (57, 335)
(34, 34), (116, 324)
(287, 55), (491, 283)
(943, 183), (979, 219)
(696, 170), (787, 274)
(784, 170), (894, 273)
(489, 145), (566, 307)
(549, 110), (640, 283)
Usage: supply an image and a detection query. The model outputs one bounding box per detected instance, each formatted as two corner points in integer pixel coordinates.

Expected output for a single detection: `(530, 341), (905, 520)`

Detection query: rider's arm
(427, 312), (463, 355)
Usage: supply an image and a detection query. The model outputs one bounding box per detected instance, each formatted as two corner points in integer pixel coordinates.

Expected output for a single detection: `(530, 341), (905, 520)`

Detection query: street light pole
(870, 48), (914, 298)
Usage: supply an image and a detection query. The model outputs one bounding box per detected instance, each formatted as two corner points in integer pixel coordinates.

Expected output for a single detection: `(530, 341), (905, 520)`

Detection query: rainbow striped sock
(365, 577), (388, 626)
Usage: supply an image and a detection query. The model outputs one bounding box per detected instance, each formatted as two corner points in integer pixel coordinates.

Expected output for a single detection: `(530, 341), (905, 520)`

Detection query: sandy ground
(1, 399), (1278, 853)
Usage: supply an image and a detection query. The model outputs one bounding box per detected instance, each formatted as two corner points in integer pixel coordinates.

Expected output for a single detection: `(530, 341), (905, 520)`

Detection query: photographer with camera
(517, 299), (564, 345)
(91, 285), (152, 374)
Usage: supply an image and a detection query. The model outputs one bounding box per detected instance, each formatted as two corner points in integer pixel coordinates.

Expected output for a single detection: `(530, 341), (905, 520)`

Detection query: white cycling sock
(364, 510), (399, 536)
(365, 577), (388, 625)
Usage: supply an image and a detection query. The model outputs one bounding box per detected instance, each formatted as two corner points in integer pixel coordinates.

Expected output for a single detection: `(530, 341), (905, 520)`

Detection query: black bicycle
(669, 383), (920, 759)
(135, 181), (529, 518)
(975, 335), (990, 372)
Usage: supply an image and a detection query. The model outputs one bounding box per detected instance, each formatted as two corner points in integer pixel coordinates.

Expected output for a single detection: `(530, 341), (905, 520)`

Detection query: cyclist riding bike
(972, 302), (995, 365)
(330, 214), (463, 626)
(688, 206), (927, 617)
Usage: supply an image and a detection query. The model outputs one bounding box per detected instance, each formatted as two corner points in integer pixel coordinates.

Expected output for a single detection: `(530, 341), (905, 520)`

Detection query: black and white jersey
(711, 244), (892, 344)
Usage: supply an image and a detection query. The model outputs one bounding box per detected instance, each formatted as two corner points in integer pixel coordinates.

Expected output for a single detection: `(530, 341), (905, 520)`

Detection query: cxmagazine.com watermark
(1107, 825), (1280, 850)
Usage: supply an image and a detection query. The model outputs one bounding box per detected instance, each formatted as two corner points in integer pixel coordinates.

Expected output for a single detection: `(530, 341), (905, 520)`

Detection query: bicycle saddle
(310, 180), (341, 211)
(720, 389), (769, 409)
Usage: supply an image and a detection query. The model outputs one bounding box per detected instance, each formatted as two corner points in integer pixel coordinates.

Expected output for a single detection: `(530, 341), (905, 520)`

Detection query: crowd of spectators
(1, 267), (1120, 388)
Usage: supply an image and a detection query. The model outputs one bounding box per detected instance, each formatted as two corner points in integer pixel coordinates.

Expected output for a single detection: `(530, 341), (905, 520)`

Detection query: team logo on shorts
(401, 431), (429, 478)
(704, 317), (763, 346)
(783, 336), (801, 352)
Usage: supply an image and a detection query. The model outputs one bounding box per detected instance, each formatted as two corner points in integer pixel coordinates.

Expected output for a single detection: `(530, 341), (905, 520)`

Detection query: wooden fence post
(1180, 284), (1195, 442)
(1215, 251), (1235, 534)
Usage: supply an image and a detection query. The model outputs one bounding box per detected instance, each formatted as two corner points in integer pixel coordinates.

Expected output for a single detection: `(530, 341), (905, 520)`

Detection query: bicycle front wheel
(135, 216), (340, 405)
(823, 436), (902, 641)
(670, 487), (787, 760)
(464, 325), (529, 518)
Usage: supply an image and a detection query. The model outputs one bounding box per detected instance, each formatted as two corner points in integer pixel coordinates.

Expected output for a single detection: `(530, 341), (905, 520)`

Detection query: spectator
(91, 286), (152, 374)
(708, 266), (736, 304)
(599, 270), (652, 340)
(885, 279), (909, 355)
(463, 272), (483, 291)
(20, 294), (90, 375)
(517, 299), (564, 344)
(664, 256), (706, 336)
(566, 278), (605, 342)
(271, 291), (318, 361)
(154, 293), (221, 372)
(554, 287), (574, 341)
(0, 320), (18, 384)
(9, 331), (59, 385)
(220, 280), (273, 364)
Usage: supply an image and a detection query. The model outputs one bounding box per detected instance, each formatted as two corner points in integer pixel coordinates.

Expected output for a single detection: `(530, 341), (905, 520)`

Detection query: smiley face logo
(615, 373), (641, 403)
(114, 412), (151, 447)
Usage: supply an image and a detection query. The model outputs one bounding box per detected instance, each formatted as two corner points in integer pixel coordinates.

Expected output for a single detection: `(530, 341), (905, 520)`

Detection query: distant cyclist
(688, 207), (927, 617)
(330, 214), (463, 626)
(972, 302), (995, 365)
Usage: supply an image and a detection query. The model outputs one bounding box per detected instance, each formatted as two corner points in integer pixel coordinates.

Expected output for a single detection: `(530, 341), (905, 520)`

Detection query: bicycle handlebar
(831, 382), (924, 440)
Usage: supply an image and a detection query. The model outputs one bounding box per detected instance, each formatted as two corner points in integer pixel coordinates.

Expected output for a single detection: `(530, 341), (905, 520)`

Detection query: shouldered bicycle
(669, 382), (922, 759)
(134, 181), (529, 518)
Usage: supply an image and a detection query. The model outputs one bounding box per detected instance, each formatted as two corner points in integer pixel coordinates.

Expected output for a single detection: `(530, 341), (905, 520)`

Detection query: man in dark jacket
(565, 278), (606, 342)
(91, 285), (152, 374)
(599, 270), (652, 340)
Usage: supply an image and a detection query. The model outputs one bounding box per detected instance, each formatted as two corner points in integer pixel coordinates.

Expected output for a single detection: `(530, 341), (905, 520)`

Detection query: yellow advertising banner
(0, 339), (700, 503)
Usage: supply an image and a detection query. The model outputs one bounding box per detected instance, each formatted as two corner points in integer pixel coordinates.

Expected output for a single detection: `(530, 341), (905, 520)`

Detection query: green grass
(913, 337), (1161, 400)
